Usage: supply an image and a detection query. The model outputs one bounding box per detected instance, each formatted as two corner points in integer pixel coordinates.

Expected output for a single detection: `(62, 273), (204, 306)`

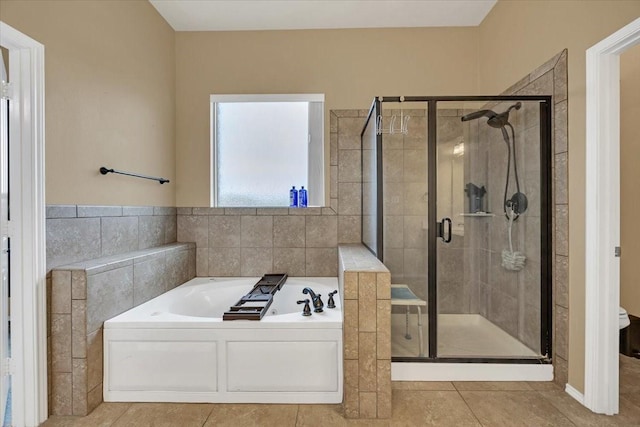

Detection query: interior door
(0, 49), (10, 424)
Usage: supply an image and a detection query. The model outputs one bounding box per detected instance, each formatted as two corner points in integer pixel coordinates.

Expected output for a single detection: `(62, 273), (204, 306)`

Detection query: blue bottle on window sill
(289, 186), (298, 207)
(298, 186), (308, 208)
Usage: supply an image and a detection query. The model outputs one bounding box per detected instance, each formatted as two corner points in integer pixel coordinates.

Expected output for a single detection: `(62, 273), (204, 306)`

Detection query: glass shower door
(433, 101), (470, 357)
(382, 102), (430, 359)
(435, 100), (548, 359)
(368, 96), (552, 362)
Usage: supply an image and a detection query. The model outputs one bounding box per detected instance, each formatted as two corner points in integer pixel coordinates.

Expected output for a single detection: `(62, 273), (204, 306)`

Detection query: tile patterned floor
(41, 357), (640, 427)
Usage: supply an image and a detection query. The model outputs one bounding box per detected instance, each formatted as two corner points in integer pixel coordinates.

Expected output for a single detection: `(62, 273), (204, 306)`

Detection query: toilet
(620, 307), (640, 358)
(620, 306), (631, 330)
(620, 306), (633, 356)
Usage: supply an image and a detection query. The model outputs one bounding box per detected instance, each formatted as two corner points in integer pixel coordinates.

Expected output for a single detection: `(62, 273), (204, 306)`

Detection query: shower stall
(361, 96), (552, 372)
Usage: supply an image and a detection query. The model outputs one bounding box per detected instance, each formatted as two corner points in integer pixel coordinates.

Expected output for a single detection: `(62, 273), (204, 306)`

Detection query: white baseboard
(392, 362), (553, 381)
(565, 384), (585, 405)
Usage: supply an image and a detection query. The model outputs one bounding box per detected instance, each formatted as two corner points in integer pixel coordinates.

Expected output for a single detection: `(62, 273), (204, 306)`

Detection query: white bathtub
(103, 277), (343, 404)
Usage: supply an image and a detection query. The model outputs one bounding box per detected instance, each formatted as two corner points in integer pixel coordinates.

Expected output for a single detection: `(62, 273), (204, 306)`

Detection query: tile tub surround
(46, 205), (178, 271)
(46, 204), (179, 415)
(338, 244), (391, 419)
(177, 207), (343, 277)
(49, 242), (196, 416)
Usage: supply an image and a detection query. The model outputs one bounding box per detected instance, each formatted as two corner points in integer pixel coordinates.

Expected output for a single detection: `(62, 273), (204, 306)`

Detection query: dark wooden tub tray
(222, 274), (288, 321)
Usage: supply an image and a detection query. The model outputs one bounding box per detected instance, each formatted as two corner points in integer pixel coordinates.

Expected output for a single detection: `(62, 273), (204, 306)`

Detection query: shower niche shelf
(459, 212), (495, 217)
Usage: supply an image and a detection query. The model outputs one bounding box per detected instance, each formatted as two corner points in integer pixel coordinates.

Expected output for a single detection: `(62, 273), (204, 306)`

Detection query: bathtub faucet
(302, 287), (324, 313)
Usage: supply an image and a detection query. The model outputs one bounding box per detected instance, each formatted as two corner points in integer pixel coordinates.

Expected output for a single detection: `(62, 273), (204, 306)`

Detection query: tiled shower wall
(378, 108), (468, 309)
(515, 50), (569, 385)
(466, 51), (568, 378)
(177, 110), (367, 277)
(380, 109), (428, 300)
(463, 97), (544, 352)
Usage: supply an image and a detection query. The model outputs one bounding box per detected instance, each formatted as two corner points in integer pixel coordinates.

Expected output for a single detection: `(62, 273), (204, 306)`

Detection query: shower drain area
(391, 313), (538, 359)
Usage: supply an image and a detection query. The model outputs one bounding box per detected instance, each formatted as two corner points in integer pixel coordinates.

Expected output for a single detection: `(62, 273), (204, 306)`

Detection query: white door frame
(0, 47), (9, 426)
(584, 17), (640, 415)
(0, 21), (47, 426)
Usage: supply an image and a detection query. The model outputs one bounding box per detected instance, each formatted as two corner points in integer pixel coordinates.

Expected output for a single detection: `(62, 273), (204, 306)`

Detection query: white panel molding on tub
(584, 17), (640, 416)
(103, 277), (343, 404)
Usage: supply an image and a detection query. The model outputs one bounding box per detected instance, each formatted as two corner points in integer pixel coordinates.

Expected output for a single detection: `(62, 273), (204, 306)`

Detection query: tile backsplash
(177, 207), (347, 277)
(46, 205), (177, 270)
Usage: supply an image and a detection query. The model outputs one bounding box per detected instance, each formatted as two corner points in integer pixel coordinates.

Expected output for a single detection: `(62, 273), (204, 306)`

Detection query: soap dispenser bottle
(298, 186), (308, 208)
(289, 186), (298, 207)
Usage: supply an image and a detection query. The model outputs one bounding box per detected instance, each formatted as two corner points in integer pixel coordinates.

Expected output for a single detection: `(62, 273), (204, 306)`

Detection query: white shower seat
(391, 284), (427, 357)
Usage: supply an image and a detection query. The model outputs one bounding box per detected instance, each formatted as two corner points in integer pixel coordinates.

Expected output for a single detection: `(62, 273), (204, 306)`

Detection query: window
(210, 94), (324, 207)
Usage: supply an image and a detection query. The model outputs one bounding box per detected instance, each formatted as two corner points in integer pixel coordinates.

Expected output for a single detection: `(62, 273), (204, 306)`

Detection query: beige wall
(621, 44), (640, 318)
(478, 1), (640, 393)
(0, 0), (176, 205)
(175, 28), (480, 206)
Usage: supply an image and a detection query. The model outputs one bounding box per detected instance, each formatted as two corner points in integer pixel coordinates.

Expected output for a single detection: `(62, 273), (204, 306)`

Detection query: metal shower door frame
(360, 98), (384, 259)
(369, 95), (553, 364)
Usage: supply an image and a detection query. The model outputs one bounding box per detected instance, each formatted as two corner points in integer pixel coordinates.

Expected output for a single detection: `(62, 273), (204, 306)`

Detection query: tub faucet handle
(327, 290), (338, 309)
(297, 299), (312, 316)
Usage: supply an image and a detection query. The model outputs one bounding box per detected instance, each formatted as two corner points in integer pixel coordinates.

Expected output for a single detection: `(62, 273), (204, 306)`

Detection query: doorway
(619, 41), (640, 408)
(0, 46), (10, 427)
(584, 17), (640, 415)
(0, 21), (47, 427)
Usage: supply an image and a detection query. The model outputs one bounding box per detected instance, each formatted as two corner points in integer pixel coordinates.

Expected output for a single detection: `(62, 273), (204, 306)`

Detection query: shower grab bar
(99, 166), (170, 184)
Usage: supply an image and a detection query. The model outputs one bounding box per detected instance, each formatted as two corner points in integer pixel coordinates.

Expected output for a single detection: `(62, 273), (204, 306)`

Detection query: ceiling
(149, 0), (497, 32)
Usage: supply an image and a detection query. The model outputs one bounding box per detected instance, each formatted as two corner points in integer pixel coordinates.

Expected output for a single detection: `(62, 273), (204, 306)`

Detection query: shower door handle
(438, 218), (452, 243)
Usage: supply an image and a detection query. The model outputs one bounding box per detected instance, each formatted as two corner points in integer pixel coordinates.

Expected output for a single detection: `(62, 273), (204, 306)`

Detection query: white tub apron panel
(103, 277), (343, 404)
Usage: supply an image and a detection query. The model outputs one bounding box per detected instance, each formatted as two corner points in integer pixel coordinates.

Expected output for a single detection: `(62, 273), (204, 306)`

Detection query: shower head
(460, 102), (522, 128)
(460, 109), (497, 122)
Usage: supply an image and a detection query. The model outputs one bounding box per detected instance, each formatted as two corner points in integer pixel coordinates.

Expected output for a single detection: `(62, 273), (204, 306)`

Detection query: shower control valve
(297, 299), (312, 316)
(327, 290), (338, 309)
